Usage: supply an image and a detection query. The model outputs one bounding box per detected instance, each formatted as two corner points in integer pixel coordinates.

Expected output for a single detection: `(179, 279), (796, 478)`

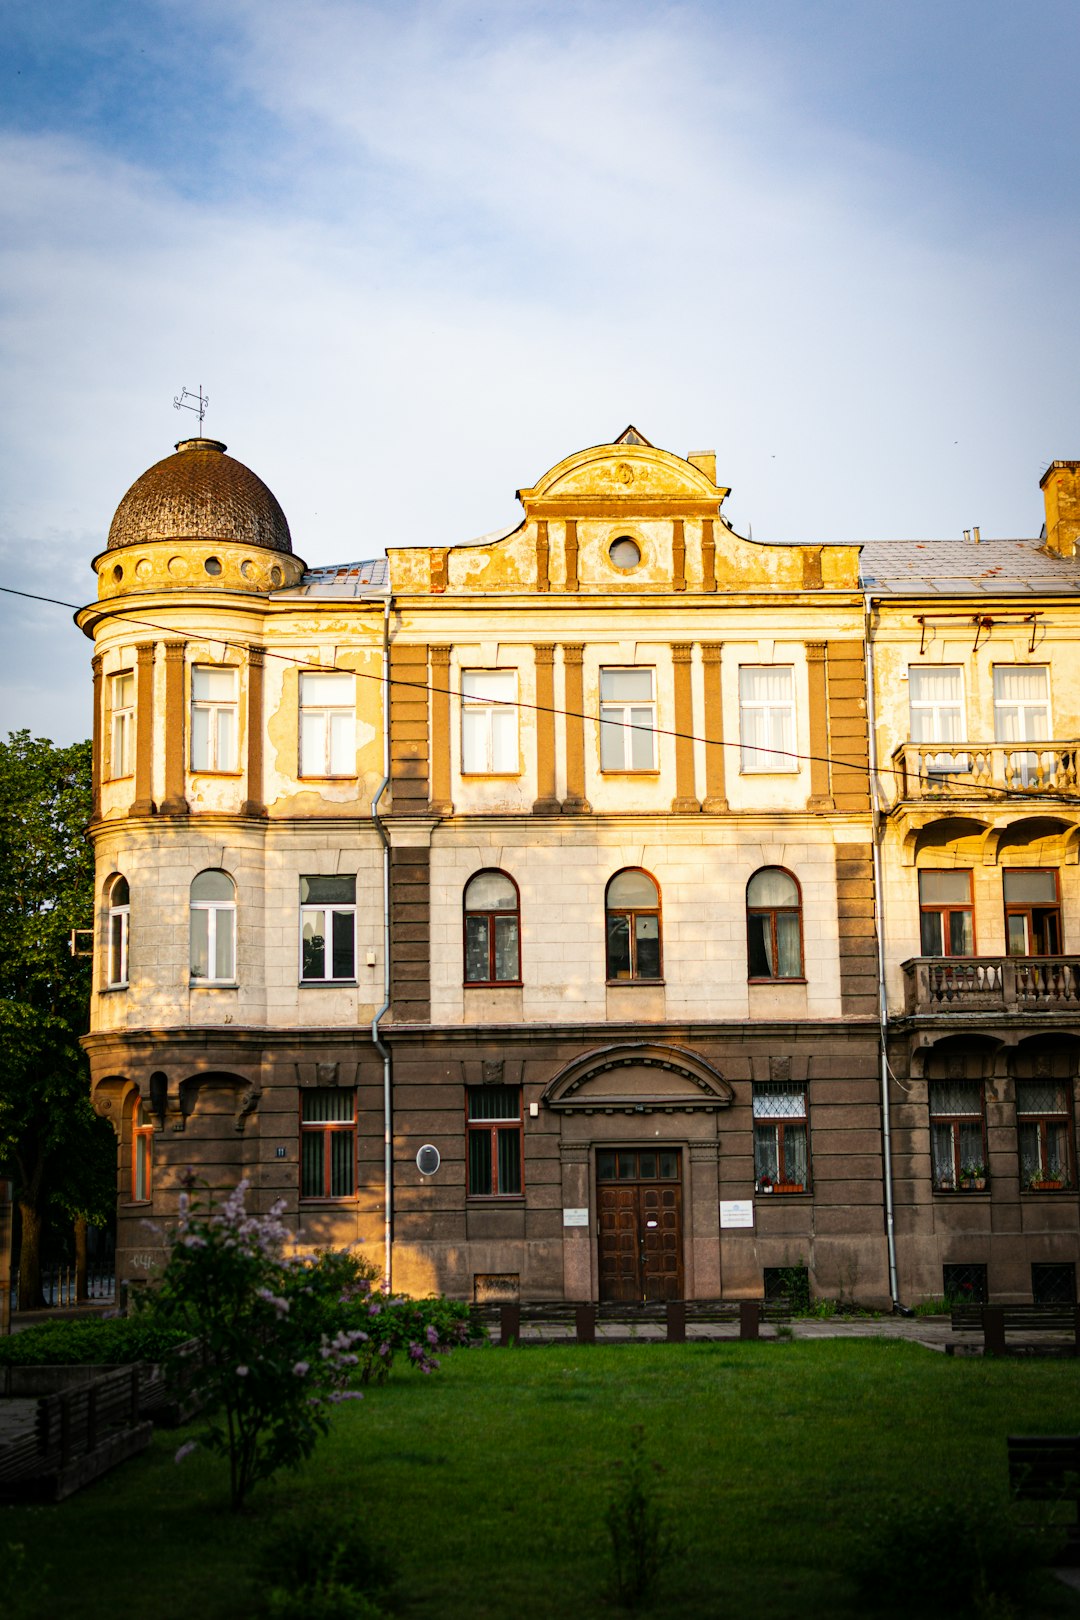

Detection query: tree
(0, 731), (113, 1308)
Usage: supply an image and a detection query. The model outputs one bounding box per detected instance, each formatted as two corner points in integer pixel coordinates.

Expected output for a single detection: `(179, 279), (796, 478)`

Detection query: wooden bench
(488, 1298), (792, 1346)
(0, 1366), (153, 1502)
(1007, 1435), (1080, 1565)
(950, 1303), (1080, 1355)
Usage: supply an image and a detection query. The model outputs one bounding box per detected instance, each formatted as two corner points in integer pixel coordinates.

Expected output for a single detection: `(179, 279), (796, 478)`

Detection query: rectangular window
(1031, 1262), (1076, 1305)
(929, 1080), (986, 1191)
(909, 665), (968, 775)
(599, 668), (657, 771)
(191, 666), (238, 772)
(753, 1083), (809, 1192)
(1017, 1079), (1074, 1190)
(109, 908), (129, 987)
(132, 1099), (152, 1202)
(109, 672), (135, 778)
(461, 671), (518, 774)
(1003, 869), (1061, 956)
(300, 1088), (356, 1199)
(467, 1085), (522, 1197)
(739, 666), (795, 773)
(943, 1262), (987, 1305)
(300, 876), (356, 982)
(994, 665), (1051, 788)
(919, 869), (974, 956)
(299, 671), (355, 777)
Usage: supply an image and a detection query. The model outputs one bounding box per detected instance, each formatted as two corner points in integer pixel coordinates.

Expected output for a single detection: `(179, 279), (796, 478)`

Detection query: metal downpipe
(371, 595), (393, 1289)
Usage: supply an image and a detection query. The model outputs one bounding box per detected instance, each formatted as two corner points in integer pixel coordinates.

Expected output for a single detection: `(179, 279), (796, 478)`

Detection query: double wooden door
(597, 1152), (683, 1302)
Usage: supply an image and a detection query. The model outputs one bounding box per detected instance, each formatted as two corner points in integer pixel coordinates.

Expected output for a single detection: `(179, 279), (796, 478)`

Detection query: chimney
(973, 526), (980, 544)
(687, 451), (716, 483)
(1040, 460), (1080, 557)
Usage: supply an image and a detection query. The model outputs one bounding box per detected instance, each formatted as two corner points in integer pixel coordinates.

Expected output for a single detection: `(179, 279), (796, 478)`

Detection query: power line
(2, 582), (1077, 805)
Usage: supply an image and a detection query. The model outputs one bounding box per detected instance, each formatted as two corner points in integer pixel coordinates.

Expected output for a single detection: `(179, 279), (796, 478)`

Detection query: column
(564, 521), (579, 592)
(806, 642), (835, 810)
(671, 643), (700, 811)
(535, 522), (550, 593)
(130, 643), (156, 817)
(561, 644), (590, 813)
(672, 520), (686, 592)
(160, 640), (188, 816)
(700, 643), (728, 813)
(428, 646), (453, 815)
(701, 519), (717, 593)
(241, 646), (266, 818)
(533, 644), (559, 813)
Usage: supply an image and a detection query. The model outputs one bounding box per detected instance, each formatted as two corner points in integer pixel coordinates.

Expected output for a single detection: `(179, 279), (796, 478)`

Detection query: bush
(0, 1316), (189, 1367)
(259, 1512), (395, 1620)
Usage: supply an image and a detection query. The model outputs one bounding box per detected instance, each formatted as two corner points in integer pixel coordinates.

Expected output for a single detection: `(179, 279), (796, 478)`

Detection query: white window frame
(299, 671), (356, 778)
(908, 665), (966, 744)
(599, 667), (657, 772)
(300, 876), (357, 983)
(106, 877), (129, 987)
(190, 665), (238, 773)
(190, 871), (237, 984)
(739, 665), (796, 773)
(993, 664), (1051, 743)
(109, 672), (135, 779)
(461, 670), (519, 775)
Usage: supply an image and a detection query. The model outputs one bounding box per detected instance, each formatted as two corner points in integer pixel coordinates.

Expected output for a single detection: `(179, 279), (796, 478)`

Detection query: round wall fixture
(416, 1144), (441, 1175)
(608, 536), (641, 571)
(204, 556), (223, 576)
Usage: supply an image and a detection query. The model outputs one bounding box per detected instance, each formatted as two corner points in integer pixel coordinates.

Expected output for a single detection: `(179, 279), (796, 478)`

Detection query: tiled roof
(108, 439), (293, 555)
(289, 558), (389, 596)
(859, 538), (1080, 596)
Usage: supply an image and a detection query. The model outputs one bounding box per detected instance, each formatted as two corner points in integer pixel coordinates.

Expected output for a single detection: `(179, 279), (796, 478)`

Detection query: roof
(108, 438), (293, 555)
(859, 538), (1080, 596)
(288, 558), (389, 597)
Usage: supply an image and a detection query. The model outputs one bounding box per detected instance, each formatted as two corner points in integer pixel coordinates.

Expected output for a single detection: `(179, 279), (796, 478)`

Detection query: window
(994, 665), (1050, 788)
(943, 1262), (987, 1305)
(463, 870), (520, 984)
(467, 1086), (522, 1197)
(191, 666), (238, 772)
(909, 665), (965, 746)
(190, 869), (236, 983)
(132, 1096), (152, 1202)
(461, 670), (518, 774)
(753, 1083), (809, 1192)
(106, 874), (130, 987)
(109, 672), (134, 778)
(746, 868), (803, 980)
(605, 869), (662, 981)
(739, 665), (795, 772)
(599, 668), (656, 771)
(1032, 1262), (1076, 1305)
(300, 1088), (356, 1199)
(919, 870), (974, 956)
(929, 1081), (987, 1191)
(300, 875), (356, 982)
(299, 671), (355, 777)
(1017, 1079), (1074, 1190)
(763, 1265), (810, 1309)
(1003, 869), (1061, 956)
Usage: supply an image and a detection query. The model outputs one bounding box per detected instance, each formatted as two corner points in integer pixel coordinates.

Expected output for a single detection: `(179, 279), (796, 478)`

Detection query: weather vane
(173, 385), (209, 433)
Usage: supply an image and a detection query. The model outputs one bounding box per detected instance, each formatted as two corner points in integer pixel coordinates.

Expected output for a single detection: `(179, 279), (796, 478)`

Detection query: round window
(608, 536), (641, 571)
(204, 556), (223, 577)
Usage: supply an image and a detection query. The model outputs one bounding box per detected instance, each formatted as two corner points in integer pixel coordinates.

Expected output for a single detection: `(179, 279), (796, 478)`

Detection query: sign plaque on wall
(719, 1200), (754, 1229)
(563, 1207), (590, 1227)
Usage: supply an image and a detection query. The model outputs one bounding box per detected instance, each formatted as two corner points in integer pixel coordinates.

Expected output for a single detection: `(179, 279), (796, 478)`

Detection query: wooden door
(597, 1150), (683, 1302)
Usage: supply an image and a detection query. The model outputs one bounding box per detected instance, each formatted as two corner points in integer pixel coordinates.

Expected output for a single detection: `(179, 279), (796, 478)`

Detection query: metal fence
(9, 1261), (115, 1311)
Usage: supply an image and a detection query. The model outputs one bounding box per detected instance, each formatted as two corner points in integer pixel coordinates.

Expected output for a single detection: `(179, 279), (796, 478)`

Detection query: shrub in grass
(0, 1316), (190, 1367)
(854, 1493), (1059, 1618)
(604, 1426), (674, 1611)
(259, 1512), (396, 1620)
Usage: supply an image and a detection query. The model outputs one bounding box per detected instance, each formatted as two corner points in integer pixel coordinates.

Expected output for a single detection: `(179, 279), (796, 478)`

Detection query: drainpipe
(371, 594), (393, 1289)
(863, 593), (906, 1313)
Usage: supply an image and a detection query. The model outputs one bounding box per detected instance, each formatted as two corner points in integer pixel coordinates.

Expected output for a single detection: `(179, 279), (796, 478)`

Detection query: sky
(1, 0), (1078, 743)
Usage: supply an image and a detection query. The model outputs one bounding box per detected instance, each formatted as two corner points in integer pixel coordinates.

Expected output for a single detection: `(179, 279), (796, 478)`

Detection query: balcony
(891, 741), (1080, 802)
(903, 956), (1080, 1016)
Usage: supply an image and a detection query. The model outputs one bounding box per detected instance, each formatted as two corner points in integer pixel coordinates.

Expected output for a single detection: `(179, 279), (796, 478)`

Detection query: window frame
(599, 666), (658, 774)
(918, 868), (976, 957)
(109, 670), (135, 780)
(460, 669), (520, 777)
(298, 671), (356, 779)
(605, 867), (663, 983)
(746, 867), (805, 983)
(463, 869), (522, 987)
(189, 869), (237, 985)
(753, 1082), (810, 1193)
(928, 1080), (988, 1193)
(1016, 1078), (1075, 1192)
(908, 664), (966, 745)
(131, 1096), (152, 1204)
(299, 875), (357, 984)
(466, 1085), (523, 1199)
(190, 664), (239, 774)
(299, 1087), (357, 1201)
(1003, 868), (1062, 957)
(105, 874), (130, 988)
(993, 665), (1053, 788)
(738, 664), (797, 774)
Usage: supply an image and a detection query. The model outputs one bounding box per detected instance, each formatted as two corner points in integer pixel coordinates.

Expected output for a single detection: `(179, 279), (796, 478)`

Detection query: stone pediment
(518, 438), (729, 517)
(541, 1042), (733, 1115)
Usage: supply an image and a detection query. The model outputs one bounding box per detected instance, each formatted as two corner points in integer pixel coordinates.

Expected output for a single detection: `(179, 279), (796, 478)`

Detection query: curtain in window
(784, 1124), (808, 1184)
(993, 666), (1049, 741)
(739, 667), (794, 771)
(931, 1123), (955, 1186)
(909, 667), (964, 742)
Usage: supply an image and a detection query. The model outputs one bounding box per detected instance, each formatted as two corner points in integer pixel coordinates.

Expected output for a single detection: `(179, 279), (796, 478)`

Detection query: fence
(8, 1260), (115, 1312)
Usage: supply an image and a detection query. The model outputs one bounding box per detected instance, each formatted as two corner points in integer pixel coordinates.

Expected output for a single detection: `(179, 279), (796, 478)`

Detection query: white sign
(719, 1199), (755, 1229)
(563, 1207), (590, 1227)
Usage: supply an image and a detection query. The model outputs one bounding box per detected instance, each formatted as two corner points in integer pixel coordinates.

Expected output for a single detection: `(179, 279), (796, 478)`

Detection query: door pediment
(541, 1042), (732, 1115)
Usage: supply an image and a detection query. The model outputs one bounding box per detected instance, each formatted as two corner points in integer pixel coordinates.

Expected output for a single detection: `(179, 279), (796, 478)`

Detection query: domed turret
(107, 438), (293, 554)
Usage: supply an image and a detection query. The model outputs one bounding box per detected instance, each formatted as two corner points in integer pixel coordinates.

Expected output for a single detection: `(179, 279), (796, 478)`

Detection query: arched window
(606, 869), (662, 981)
(190, 869), (236, 983)
(106, 874), (130, 987)
(132, 1095), (152, 1202)
(746, 868), (803, 980)
(464, 870), (521, 984)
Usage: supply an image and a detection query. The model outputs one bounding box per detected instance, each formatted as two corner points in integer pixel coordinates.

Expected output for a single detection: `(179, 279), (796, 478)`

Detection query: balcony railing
(891, 740), (1080, 801)
(903, 956), (1080, 1015)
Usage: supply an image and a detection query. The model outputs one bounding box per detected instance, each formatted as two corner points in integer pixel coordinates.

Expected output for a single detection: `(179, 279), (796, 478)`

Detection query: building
(78, 431), (1080, 1308)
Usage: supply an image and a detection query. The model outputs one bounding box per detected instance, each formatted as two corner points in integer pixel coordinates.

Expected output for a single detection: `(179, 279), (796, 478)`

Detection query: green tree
(0, 731), (113, 1308)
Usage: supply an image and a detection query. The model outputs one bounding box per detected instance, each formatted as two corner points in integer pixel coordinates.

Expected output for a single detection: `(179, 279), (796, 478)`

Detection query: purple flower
(236, 1365), (249, 1378)
(174, 1440), (198, 1463)
(292, 1361), (310, 1377)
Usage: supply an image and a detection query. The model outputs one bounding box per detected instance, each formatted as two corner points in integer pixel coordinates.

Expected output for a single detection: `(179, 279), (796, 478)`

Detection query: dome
(107, 438), (293, 554)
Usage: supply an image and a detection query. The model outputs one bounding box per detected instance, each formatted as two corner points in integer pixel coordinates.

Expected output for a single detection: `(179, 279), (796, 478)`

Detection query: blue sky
(2, 0), (1079, 740)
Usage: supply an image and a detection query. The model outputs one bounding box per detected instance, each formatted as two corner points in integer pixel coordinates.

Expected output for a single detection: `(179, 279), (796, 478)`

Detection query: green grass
(4, 1339), (1080, 1619)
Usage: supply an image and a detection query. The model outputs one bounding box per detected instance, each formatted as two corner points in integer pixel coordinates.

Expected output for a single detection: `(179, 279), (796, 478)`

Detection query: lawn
(3, 1338), (1080, 1619)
